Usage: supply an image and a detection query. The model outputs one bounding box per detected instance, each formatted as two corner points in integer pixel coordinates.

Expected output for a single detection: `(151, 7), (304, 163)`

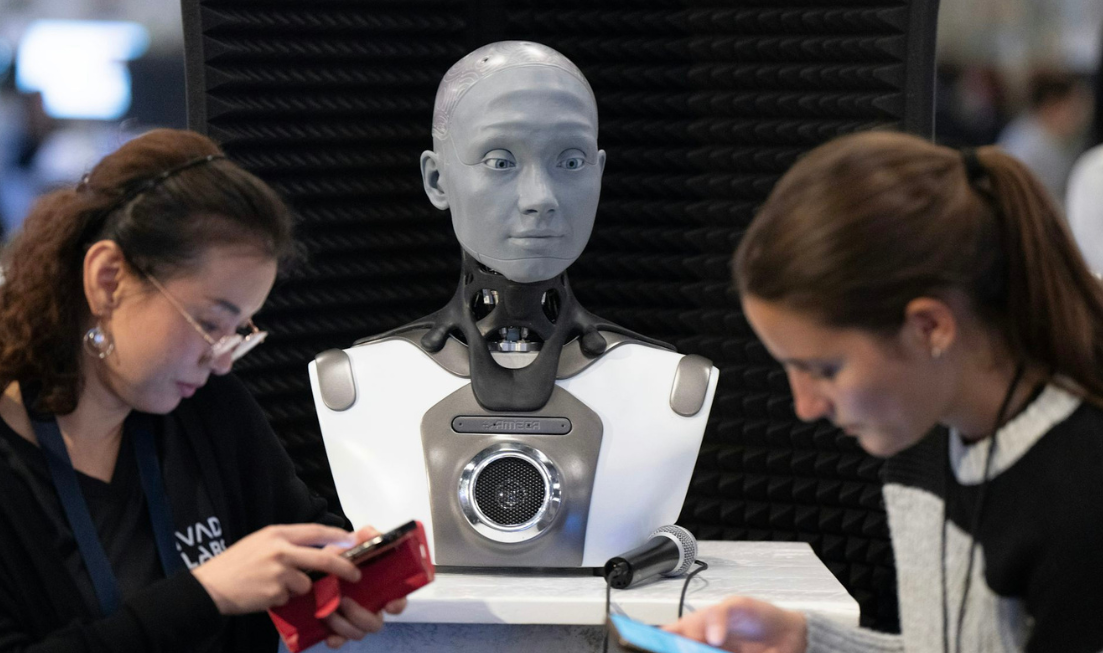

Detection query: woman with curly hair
(667, 131), (1103, 652)
(0, 129), (403, 651)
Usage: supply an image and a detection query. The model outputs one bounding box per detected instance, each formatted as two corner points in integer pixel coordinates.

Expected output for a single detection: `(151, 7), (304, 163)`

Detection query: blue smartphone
(607, 614), (728, 653)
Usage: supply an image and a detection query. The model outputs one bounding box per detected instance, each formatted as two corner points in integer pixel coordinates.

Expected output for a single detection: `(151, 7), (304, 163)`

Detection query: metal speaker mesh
(473, 456), (547, 526)
(649, 524), (698, 577)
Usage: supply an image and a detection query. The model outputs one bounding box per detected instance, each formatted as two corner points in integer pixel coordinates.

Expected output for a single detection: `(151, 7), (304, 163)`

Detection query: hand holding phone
(659, 596), (808, 653)
(316, 525), (410, 647)
(269, 520), (435, 653)
(192, 523), (364, 616)
(308, 520), (418, 581)
(608, 614), (729, 653)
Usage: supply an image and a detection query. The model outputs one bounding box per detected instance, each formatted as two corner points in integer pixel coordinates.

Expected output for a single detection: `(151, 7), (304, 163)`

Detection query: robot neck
(446, 252), (581, 412)
(461, 252), (571, 351)
(403, 253), (656, 412)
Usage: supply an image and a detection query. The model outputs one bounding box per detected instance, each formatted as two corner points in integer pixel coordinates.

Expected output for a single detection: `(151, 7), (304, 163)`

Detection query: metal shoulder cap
(669, 354), (713, 417)
(314, 348), (357, 411)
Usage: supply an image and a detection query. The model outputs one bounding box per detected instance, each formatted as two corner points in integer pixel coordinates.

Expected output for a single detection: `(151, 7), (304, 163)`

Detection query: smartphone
(306, 520), (418, 580)
(271, 520), (435, 653)
(608, 614), (728, 653)
(341, 520), (417, 566)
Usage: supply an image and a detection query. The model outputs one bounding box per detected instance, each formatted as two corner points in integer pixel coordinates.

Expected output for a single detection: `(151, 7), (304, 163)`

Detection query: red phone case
(268, 521), (435, 652)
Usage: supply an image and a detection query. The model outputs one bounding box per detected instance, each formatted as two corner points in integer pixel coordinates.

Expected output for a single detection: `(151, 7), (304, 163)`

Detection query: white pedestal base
(283, 542), (860, 652)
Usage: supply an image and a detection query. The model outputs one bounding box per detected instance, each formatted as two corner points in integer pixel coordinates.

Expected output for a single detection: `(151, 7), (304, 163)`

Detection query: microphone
(602, 525), (697, 589)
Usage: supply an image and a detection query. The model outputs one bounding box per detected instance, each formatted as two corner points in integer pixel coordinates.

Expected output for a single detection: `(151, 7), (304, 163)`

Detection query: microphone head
(648, 525), (697, 576)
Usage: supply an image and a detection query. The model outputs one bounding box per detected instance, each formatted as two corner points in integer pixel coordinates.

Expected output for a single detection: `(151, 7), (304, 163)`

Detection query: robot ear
(420, 150), (450, 210)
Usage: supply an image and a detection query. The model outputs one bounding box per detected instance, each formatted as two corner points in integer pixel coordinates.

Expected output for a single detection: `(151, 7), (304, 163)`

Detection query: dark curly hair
(0, 128), (297, 414)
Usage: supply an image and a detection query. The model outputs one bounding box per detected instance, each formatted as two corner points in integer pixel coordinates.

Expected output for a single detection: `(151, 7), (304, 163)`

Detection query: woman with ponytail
(667, 131), (1103, 652)
(0, 129), (402, 651)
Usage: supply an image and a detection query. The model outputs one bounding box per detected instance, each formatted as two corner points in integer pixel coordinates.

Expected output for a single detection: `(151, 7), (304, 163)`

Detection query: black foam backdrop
(182, 0), (938, 631)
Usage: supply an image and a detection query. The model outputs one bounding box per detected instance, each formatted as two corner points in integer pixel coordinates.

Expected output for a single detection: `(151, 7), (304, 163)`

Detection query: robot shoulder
(313, 327), (470, 412)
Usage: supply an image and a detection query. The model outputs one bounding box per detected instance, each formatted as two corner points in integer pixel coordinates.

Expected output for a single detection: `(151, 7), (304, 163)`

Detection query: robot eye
(481, 150), (516, 169)
(557, 148), (589, 170)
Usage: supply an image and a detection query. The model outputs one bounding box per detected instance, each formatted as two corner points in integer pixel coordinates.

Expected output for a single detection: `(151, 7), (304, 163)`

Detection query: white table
(292, 541), (860, 652)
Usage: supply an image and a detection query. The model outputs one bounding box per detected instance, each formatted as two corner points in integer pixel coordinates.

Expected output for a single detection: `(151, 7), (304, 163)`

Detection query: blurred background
(0, 0), (185, 238)
(0, 0), (1100, 240)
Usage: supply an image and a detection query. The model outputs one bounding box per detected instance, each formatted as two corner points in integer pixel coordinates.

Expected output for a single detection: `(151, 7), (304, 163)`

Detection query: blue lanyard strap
(29, 412), (182, 616)
(131, 421), (185, 579)
(33, 417), (122, 616)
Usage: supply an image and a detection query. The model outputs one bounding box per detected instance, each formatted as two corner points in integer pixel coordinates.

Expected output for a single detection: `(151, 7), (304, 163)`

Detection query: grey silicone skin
(420, 41), (607, 285)
(356, 41), (690, 413)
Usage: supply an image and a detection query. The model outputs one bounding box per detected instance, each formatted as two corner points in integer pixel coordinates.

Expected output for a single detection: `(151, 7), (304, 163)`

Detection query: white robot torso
(310, 330), (718, 567)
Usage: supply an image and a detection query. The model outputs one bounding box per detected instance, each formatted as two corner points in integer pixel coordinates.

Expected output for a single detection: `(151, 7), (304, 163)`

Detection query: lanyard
(28, 410), (184, 616)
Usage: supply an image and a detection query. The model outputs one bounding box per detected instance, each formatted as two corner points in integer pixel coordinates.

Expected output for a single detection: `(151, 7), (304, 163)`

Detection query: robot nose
(518, 166), (559, 217)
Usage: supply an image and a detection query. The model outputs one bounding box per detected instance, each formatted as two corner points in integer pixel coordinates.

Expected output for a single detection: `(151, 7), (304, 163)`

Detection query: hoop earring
(83, 323), (115, 359)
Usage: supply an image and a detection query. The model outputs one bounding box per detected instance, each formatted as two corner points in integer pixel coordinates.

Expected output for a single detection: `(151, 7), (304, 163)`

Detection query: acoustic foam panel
(182, 0), (938, 630)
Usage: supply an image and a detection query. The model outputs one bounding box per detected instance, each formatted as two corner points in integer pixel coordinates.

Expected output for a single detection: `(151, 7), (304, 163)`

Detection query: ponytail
(736, 131), (1103, 401)
(977, 147), (1103, 399)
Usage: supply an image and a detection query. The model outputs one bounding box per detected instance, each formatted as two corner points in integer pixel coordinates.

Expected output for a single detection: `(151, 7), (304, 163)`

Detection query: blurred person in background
(1091, 25), (1103, 149)
(998, 69), (1092, 204)
(935, 62), (1008, 148)
(0, 81), (57, 238)
(1065, 25), (1103, 278)
(1066, 146), (1103, 275)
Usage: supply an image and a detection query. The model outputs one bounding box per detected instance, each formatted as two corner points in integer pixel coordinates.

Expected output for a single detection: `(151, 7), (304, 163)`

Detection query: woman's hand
(662, 596), (808, 653)
(192, 523), (361, 615)
(321, 525), (408, 648)
(322, 597), (407, 649)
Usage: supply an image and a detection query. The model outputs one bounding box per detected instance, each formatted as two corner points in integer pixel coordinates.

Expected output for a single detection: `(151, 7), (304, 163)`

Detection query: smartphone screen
(308, 520), (418, 580)
(341, 520), (417, 566)
(608, 614), (728, 653)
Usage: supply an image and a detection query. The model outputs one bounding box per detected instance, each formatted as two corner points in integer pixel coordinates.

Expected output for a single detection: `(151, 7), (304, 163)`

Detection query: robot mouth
(509, 231), (563, 240)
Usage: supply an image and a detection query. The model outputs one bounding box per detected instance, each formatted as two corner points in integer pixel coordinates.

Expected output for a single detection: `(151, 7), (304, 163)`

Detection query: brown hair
(735, 130), (1103, 399)
(0, 128), (297, 414)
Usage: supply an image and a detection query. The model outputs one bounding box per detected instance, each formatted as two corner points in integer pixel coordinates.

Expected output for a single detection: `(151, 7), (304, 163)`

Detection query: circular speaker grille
(473, 456), (546, 526)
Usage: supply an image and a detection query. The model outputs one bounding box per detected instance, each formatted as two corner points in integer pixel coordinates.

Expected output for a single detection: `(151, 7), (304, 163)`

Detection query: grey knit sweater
(805, 384), (1103, 653)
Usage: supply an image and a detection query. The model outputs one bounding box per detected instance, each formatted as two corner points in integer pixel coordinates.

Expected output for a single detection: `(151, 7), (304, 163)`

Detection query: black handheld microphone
(603, 525), (697, 589)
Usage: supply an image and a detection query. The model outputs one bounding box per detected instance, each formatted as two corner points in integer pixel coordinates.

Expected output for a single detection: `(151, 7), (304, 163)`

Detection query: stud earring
(930, 345), (943, 360)
(83, 323), (115, 359)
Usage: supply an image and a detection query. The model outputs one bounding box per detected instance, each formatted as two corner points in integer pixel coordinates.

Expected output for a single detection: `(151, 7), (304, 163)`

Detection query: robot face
(435, 66), (606, 283)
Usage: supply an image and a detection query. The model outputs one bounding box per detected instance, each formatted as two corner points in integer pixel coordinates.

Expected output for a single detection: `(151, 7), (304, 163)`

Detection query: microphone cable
(677, 560), (709, 618)
(603, 572), (612, 653)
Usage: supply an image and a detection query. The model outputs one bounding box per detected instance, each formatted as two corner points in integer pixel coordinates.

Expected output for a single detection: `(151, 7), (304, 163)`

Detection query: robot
(310, 42), (718, 567)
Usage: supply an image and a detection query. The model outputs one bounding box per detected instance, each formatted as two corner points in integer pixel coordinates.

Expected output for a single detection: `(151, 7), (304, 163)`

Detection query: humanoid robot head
(420, 41), (607, 284)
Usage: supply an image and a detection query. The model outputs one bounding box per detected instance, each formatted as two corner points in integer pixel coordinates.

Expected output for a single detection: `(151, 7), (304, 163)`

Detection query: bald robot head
(431, 41), (597, 145)
(421, 41), (606, 283)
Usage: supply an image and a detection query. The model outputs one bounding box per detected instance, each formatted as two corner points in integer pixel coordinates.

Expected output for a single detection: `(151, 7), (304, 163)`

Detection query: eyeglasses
(143, 273), (268, 362)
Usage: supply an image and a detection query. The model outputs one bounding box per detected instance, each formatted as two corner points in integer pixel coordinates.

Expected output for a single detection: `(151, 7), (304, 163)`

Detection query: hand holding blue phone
(609, 615), (728, 653)
(656, 596), (808, 653)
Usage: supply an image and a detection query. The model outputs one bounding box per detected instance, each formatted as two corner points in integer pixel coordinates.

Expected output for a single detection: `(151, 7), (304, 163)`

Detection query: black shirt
(0, 374), (334, 652)
(0, 421), (162, 612)
(882, 383), (1103, 652)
